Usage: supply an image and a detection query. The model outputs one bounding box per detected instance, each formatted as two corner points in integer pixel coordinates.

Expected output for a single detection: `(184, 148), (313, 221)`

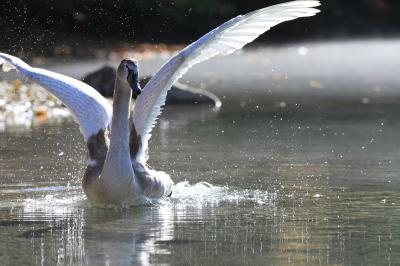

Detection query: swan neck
(99, 78), (143, 203)
(109, 79), (132, 152)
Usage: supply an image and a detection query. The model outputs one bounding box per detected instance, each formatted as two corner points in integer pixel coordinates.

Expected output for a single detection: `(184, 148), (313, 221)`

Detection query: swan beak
(132, 82), (142, 99)
(127, 69), (142, 99)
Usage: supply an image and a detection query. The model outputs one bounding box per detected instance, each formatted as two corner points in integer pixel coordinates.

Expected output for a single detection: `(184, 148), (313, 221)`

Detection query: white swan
(0, 1), (320, 205)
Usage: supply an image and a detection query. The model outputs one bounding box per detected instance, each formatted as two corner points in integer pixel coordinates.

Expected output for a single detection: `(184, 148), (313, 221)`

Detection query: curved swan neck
(109, 78), (132, 151)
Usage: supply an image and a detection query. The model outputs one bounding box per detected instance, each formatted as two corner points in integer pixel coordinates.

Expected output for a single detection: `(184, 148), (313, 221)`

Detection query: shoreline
(2, 38), (400, 129)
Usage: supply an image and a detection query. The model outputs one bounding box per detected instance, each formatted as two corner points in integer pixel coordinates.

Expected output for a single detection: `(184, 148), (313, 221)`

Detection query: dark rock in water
(82, 66), (116, 97)
(139, 76), (221, 107)
(169, 83), (221, 107)
(82, 65), (221, 107)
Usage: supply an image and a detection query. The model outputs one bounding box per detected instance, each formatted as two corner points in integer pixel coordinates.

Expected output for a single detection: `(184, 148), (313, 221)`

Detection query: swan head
(117, 58), (142, 99)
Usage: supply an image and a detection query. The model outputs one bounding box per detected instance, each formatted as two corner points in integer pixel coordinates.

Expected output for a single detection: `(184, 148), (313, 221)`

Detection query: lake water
(1, 98), (400, 265)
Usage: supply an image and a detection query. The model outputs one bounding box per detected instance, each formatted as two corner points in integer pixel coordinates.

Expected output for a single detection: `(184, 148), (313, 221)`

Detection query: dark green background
(0, 0), (397, 54)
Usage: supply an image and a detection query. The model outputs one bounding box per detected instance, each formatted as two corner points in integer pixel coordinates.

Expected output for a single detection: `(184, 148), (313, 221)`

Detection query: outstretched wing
(133, 0), (320, 162)
(0, 53), (112, 140)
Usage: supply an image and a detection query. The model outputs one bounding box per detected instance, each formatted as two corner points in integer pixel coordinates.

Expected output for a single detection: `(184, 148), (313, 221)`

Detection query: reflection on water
(1, 103), (400, 265)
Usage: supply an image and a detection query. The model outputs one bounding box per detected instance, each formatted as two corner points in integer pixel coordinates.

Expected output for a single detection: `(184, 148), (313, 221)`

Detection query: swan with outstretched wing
(0, 1), (320, 205)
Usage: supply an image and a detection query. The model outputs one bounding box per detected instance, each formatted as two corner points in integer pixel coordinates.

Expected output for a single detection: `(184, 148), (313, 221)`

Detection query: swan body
(0, 1), (320, 205)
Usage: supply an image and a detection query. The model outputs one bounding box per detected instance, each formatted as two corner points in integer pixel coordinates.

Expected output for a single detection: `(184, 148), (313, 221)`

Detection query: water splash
(164, 181), (276, 207)
(0, 183), (86, 213)
(0, 181), (276, 212)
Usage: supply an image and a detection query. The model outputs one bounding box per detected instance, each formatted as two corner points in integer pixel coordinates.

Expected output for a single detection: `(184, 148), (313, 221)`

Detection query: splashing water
(168, 181), (276, 206)
(0, 181), (276, 213)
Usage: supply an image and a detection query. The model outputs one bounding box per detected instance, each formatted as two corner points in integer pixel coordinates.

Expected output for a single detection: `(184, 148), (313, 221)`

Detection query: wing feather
(133, 0), (320, 162)
(0, 53), (112, 140)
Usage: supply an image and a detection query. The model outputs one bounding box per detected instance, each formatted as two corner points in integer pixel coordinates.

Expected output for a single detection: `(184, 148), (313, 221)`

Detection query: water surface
(1, 100), (400, 265)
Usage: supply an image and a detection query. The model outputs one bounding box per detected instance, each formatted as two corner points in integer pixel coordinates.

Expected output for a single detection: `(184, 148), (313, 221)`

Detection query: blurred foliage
(0, 0), (399, 54)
